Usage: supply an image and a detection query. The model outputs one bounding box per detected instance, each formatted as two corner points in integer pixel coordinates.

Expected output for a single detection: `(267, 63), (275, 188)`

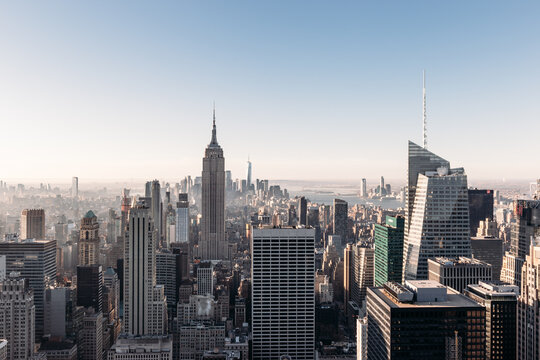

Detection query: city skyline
(0, 1), (538, 181)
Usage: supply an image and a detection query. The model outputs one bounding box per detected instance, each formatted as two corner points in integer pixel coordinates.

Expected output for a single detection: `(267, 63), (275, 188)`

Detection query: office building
(0, 256), (5, 281)
(360, 179), (367, 198)
(20, 209), (45, 240)
(0, 273), (35, 360)
(465, 282), (518, 360)
(0, 238), (56, 338)
(150, 180), (163, 241)
(77, 264), (103, 313)
(72, 177), (78, 198)
(517, 239), (540, 360)
(251, 227), (315, 360)
(80, 309), (103, 360)
(367, 280), (486, 359)
(501, 200), (540, 286)
(197, 262), (214, 297)
(298, 196), (307, 226)
(200, 111), (227, 260)
(333, 198), (348, 243)
(357, 317), (367, 360)
(44, 285), (79, 340)
(124, 204), (167, 336)
(374, 215), (404, 286)
(468, 189), (494, 237)
(428, 257), (492, 293)
(176, 323), (225, 360)
(175, 193), (189, 243)
(343, 244), (353, 309)
(108, 335), (172, 360)
(38, 340), (78, 360)
(79, 210), (100, 266)
(403, 147), (471, 280)
(471, 236), (503, 280)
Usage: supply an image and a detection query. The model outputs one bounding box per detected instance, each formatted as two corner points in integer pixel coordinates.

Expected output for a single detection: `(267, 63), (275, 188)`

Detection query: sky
(0, 1), (539, 183)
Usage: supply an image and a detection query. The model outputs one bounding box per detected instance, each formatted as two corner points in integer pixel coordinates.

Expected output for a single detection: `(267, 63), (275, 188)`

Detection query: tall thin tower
(423, 70), (427, 149)
(200, 107), (226, 260)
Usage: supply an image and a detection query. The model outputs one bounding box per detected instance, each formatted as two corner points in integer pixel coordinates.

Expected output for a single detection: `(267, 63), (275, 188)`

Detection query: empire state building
(200, 109), (227, 260)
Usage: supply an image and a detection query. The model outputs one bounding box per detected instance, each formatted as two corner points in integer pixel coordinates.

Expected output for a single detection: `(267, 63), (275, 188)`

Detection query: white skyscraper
(123, 203), (166, 336)
(251, 227), (315, 360)
(0, 272), (35, 360)
(175, 193), (189, 243)
(72, 176), (78, 198)
(403, 164), (472, 280)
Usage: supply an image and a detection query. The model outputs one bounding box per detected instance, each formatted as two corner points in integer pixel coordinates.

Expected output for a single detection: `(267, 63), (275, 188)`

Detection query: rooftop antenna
(423, 70), (427, 149)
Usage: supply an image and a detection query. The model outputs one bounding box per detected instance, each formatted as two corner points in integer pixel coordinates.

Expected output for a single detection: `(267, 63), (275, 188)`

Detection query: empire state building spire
(210, 104), (219, 146)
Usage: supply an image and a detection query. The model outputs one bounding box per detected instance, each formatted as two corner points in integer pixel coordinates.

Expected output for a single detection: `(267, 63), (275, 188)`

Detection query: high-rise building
(298, 196), (307, 226)
(0, 340), (7, 360)
(367, 280), (486, 359)
(200, 111), (227, 260)
(20, 209), (45, 240)
(333, 199), (348, 243)
(501, 200), (540, 286)
(72, 177), (78, 199)
(351, 245), (374, 307)
(155, 249), (178, 319)
(175, 193), (189, 243)
(44, 285), (79, 340)
(80, 309), (103, 360)
(123, 203), (167, 336)
(374, 215), (404, 286)
(465, 281), (518, 360)
(343, 244), (353, 309)
(360, 179), (367, 198)
(402, 148), (471, 280)
(468, 189), (494, 237)
(197, 262), (214, 297)
(427, 257), (492, 293)
(0, 256), (5, 281)
(379, 176), (385, 195)
(251, 227), (315, 360)
(150, 180), (163, 241)
(77, 264), (103, 313)
(517, 239), (540, 360)
(470, 236), (503, 280)
(0, 238), (56, 338)
(0, 273), (35, 360)
(79, 210), (100, 266)
(246, 159), (252, 190)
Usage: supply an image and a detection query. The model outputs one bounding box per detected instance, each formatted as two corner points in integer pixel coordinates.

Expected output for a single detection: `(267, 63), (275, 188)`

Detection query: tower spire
(210, 102), (218, 145)
(423, 70), (427, 149)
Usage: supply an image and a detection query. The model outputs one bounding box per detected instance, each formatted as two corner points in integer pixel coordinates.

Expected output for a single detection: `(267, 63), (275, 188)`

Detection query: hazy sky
(0, 1), (538, 183)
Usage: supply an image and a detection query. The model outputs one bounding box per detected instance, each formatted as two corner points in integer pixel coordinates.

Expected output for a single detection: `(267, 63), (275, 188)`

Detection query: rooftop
(84, 210), (96, 219)
(429, 256), (491, 267)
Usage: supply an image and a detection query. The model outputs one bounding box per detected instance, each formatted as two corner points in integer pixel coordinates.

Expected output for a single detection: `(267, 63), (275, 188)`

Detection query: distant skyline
(0, 1), (538, 181)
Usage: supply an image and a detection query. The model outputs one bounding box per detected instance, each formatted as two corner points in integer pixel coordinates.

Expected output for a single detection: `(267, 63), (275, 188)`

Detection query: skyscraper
(200, 110), (226, 260)
(175, 193), (189, 243)
(468, 189), (494, 237)
(360, 178), (367, 198)
(123, 203), (167, 336)
(427, 257), (492, 293)
(251, 227), (315, 360)
(0, 273), (35, 360)
(374, 215), (404, 286)
(79, 210), (100, 266)
(0, 238), (56, 338)
(150, 180), (163, 241)
(465, 282), (518, 360)
(402, 143), (471, 280)
(196, 262), (214, 297)
(72, 177), (78, 198)
(77, 264), (104, 313)
(517, 239), (540, 360)
(367, 281), (486, 360)
(298, 196), (307, 226)
(20, 209), (45, 240)
(246, 158), (252, 190)
(333, 199), (348, 243)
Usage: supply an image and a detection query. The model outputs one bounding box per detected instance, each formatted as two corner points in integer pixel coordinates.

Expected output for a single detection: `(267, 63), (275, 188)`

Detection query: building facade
(428, 257), (492, 293)
(251, 228), (315, 360)
(79, 210), (100, 266)
(374, 215), (404, 286)
(20, 209), (45, 240)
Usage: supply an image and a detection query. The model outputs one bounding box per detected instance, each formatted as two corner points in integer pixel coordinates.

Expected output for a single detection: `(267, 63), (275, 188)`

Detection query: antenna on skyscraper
(423, 70), (427, 149)
(213, 101), (216, 126)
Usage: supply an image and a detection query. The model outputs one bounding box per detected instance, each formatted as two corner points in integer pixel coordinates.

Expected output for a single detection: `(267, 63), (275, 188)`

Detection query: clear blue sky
(0, 1), (538, 183)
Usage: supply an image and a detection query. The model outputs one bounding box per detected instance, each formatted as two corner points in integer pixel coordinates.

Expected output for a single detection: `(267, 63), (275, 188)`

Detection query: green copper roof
(84, 210), (96, 219)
